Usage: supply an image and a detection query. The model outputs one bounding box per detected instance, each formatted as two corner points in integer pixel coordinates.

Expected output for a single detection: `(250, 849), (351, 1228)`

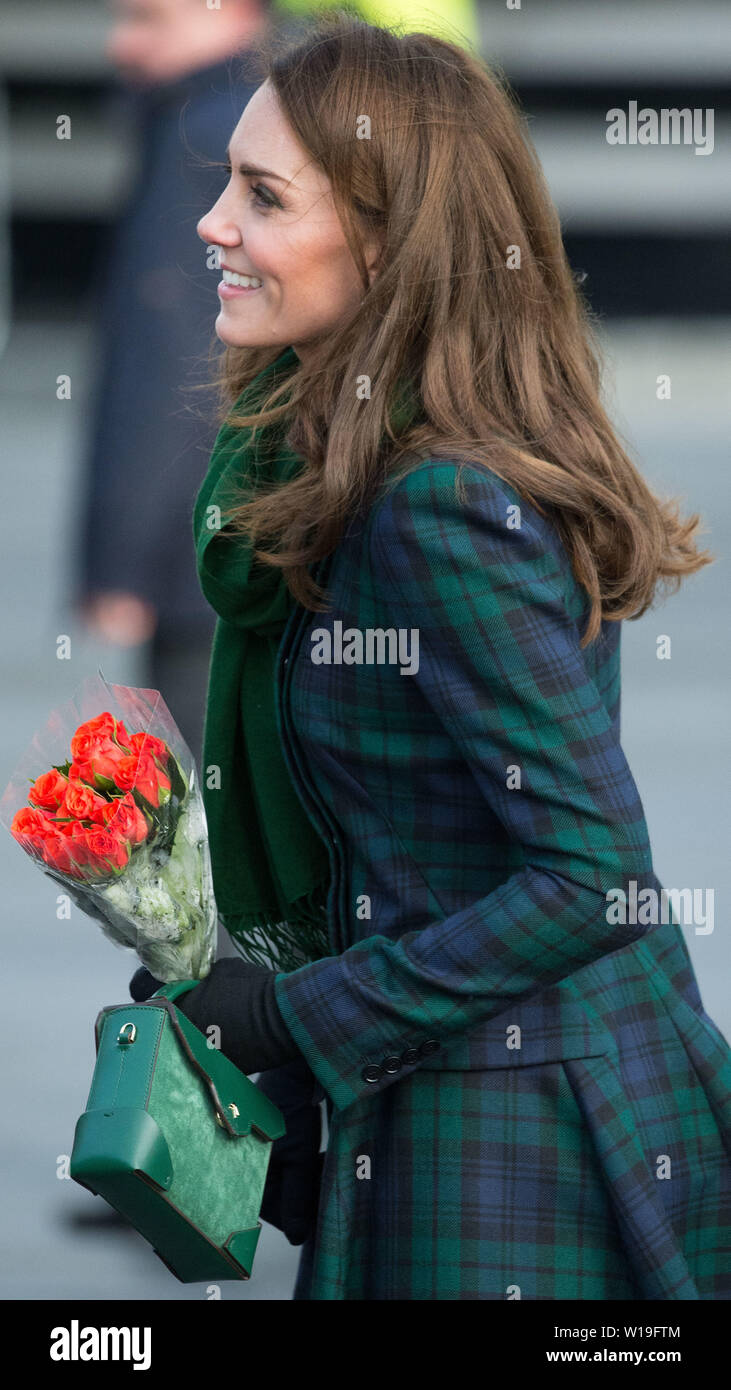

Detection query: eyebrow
(224, 144), (292, 184)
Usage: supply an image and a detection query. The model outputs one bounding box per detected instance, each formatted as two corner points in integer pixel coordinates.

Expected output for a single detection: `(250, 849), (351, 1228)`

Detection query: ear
(365, 237), (384, 286)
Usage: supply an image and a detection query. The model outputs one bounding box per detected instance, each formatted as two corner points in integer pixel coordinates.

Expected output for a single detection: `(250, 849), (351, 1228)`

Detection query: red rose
(39, 829), (88, 879)
(56, 819), (84, 837)
(72, 712), (115, 743)
(128, 730), (171, 768)
(59, 780), (111, 824)
(70, 713), (132, 757)
(60, 821), (96, 852)
(68, 738), (128, 789)
(115, 751), (171, 808)
(81, 827), (131, 876)
(101, 792), (149, 845)
(68, 760), (111, 795)
(28, 768), (69, 812)
(114, 718), (132, 748)
(11, 806), (54, 851)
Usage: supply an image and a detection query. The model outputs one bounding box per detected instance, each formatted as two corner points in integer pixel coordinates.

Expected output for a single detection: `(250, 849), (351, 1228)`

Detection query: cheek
(284, 235), (360, 306)
(248, 213), (361, 313)
(318, 251), (363, 311)
(243, 226), (282, 279)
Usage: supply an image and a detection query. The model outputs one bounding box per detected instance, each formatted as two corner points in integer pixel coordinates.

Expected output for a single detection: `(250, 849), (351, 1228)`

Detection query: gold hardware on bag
(215, 1102), (240, 1128)
(117, 1022), (137, 1045)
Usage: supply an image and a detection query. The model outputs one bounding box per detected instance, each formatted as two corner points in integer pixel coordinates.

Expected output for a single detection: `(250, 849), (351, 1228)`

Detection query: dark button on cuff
(362, 1063), (383, 1083)
(401, 1047), (420, 1066)
(418, 1038), (440, 1057)
(382, 1055), (402, 1074)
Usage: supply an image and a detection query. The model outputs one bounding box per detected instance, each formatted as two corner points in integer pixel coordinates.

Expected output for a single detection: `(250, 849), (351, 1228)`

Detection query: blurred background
(0, 0), (729, 1299)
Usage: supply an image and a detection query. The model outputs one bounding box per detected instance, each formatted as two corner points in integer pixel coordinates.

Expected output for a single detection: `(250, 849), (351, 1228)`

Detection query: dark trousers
(148, 624), (213, 773)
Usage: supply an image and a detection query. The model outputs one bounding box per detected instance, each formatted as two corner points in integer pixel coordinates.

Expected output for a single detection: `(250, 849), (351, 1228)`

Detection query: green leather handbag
(69, 979), (286, 1283)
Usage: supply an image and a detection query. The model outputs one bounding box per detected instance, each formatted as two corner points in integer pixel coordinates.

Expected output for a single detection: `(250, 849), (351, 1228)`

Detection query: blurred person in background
(74, 0), (275, 768)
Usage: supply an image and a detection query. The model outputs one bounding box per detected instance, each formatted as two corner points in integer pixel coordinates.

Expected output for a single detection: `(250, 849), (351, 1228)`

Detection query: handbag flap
(93, 998), (286, 1142)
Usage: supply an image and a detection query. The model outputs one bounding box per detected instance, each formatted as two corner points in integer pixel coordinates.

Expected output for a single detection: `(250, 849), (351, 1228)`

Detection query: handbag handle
(141, 987), (266, 1138)
(150, 979), (201, 1004)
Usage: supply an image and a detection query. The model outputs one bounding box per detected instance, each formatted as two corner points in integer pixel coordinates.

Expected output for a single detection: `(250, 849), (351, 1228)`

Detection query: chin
(215, 318), (291, 352)
(215, 321), (257, 348)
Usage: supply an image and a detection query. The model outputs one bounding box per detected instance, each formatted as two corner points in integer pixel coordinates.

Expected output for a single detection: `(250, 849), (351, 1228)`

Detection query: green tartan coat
(268, 458), (731, 1300)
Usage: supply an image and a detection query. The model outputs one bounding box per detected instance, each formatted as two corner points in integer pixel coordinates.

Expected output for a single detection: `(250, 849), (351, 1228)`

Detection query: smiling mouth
(221, 269), (263, 288)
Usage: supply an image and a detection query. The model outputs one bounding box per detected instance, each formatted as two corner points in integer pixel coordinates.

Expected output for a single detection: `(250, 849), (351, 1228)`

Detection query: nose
(196, 189), (241, 250)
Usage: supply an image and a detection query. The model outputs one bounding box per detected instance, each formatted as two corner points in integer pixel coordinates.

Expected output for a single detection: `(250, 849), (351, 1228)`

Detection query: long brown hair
(196, 10), (712, 646)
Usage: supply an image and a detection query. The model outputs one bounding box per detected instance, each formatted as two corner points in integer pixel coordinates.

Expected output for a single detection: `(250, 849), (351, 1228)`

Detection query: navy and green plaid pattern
(270, 459), (731, 1299)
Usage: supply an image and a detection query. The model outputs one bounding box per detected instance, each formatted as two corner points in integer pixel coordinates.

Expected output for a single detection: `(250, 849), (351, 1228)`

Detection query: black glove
(140, 957), (301, 1074)
(129, 966), (164, 1001)
(256, 1058), (326, 1245)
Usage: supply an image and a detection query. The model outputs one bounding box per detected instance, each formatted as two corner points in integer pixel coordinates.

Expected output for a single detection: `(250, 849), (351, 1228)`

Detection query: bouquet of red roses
(0, 672), (217, 981)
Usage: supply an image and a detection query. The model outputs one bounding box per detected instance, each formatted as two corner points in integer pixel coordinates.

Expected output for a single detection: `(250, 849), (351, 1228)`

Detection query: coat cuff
(273, 949), (444, 1113)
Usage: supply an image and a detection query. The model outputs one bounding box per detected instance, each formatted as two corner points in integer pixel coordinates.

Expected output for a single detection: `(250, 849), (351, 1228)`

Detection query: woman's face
(197, 80), (381, 362)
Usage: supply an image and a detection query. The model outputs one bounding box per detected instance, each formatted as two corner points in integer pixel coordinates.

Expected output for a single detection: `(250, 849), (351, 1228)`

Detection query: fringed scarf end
(222, 882), (332, 972)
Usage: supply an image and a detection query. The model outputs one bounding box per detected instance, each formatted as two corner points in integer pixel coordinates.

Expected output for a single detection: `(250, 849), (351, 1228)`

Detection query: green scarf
(192, 345), (332, 972)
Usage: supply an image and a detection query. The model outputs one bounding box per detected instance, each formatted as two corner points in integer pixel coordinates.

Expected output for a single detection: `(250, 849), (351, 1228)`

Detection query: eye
(222, 162), (279, 210)
(249, 183), (279, 210)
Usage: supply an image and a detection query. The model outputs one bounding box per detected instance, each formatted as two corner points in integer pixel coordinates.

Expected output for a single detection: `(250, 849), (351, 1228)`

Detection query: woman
(131, 16), (731, 1299)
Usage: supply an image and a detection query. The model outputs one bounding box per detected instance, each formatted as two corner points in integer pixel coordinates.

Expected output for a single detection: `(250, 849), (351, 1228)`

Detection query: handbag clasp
(215, 1102), (240, 1128)
(117, 1022), (137, 1045)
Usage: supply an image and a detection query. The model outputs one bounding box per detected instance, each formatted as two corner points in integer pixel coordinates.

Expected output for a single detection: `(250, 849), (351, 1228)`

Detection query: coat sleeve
(273, 460), (656, 1112)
